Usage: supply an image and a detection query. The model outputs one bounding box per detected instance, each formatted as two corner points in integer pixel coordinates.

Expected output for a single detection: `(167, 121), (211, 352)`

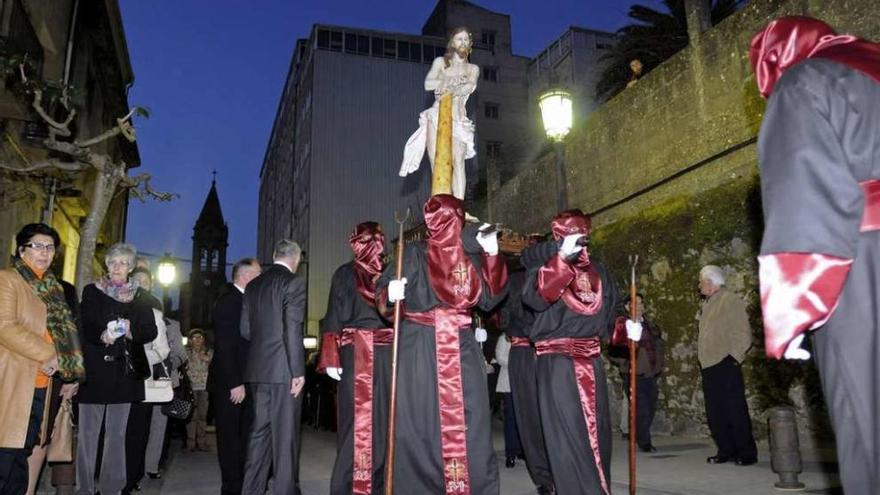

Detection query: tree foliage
(595, 0), (743, 101)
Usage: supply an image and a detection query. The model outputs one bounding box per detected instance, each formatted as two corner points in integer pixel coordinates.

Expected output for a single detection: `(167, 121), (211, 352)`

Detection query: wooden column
(432, 93), (454, 195)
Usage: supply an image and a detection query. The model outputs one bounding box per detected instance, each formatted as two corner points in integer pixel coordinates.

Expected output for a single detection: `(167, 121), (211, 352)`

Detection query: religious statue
(400, 27), (479, 200)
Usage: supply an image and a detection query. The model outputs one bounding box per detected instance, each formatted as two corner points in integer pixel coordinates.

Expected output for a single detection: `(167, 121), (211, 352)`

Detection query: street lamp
(538, 88), (573, 211)
(156, 252), (177, 312)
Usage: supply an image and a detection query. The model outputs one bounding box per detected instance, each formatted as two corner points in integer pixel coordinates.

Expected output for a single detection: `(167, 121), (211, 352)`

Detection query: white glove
(388, 277), (407, 303)
(476, 224), (499, 256)
(559, 234), (585, 258)
(625, 319), (643, 342)
(783, 334), (810, 360)
(326, 367), (343, 381)
(474, 327), (488, 343)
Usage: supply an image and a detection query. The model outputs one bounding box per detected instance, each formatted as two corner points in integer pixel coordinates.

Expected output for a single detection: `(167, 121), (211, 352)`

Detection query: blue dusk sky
(119, 0), (665, 276)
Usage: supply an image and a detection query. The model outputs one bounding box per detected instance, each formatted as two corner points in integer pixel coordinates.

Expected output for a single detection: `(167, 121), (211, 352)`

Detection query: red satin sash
(534, 338), (609, 495)
(860, 180), (880, 232)
(340, 328), (393, 494)
(509, 336), (531, 347)
(404, 308), (473, 494)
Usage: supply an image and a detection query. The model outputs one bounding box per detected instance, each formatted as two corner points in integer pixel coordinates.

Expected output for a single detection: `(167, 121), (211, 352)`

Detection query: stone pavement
(120, 425), (841, 495)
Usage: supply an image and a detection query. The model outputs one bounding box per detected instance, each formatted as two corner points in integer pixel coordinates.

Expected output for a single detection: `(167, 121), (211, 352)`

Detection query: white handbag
(144, 360), (173, 403)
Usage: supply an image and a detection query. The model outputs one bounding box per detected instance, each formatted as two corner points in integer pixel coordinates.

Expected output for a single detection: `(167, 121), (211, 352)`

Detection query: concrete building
(0, 0), (138, 282)
(257, 0), (614, 335)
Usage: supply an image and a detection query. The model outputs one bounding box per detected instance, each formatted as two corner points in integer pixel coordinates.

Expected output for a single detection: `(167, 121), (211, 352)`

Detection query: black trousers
(242, 383), (303, 495)
(701, 356), (757, 460)
(501, 393), (523, 458)
(0, 388), (46, 495)
(212, 389), (253, 495)
(622, 374), (659, 448)
(125, 401), (153, 491)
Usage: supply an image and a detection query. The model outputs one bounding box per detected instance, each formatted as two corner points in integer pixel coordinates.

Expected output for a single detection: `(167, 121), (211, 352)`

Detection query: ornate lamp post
(539, 88), (573, 211)
(156, 252), (177, 313)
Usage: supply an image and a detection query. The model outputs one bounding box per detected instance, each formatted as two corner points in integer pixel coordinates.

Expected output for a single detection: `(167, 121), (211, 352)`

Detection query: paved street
(111, 424), (841, 495)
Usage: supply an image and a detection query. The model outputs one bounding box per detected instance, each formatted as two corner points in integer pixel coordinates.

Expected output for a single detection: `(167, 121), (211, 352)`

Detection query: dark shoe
(537, 485), (556, 495)
(505, 456), (516, 468)
(735, 457), (758, 466)
(706, 455), (731, 464)
(147, 472), (162, 479)
(621, 432), (629, 440)
(639, 444), (657, 453)
(517, 453), (526, 460)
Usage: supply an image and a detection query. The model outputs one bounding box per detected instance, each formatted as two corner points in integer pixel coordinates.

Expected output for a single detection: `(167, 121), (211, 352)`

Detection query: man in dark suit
(209, 258), (261, 494)
(240, 240), (307, 495)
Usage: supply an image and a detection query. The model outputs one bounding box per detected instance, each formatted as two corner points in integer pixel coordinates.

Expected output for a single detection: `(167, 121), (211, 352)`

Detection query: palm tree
(595, 0), (742, 101)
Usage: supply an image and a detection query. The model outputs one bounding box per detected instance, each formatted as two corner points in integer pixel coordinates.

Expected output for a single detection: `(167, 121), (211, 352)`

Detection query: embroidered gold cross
(357, 452), (369, 470)
(452, 263), (469, 285)
(446, 458), (464, 483)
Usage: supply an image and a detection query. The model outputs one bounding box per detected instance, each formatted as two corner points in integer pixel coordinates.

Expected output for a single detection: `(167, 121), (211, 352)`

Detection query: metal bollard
(768, 406), (806, 491)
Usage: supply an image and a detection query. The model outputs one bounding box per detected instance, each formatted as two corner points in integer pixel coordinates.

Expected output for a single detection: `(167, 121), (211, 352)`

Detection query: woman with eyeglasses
(0, 223), (85, 495)
(74, 243), (157, 495)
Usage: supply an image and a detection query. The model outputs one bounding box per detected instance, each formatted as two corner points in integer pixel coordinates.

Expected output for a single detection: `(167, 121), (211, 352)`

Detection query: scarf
(95, 275), (138, 303)
(424, 195), (481, 309)
(550, 210), (602, 316)
(750, 16), (880, 98)
(13, 258), (85, 382)
(349, 221), (385, 305)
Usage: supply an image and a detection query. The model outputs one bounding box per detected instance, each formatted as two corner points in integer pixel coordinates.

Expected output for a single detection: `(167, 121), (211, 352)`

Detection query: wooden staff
(385, 208), (410, 495)
(628, 254), (639, 495)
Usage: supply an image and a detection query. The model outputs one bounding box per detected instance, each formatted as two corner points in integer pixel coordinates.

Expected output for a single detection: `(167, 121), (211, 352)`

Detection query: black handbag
(161, 363), (195, 420)
(123, 339), (151, 381)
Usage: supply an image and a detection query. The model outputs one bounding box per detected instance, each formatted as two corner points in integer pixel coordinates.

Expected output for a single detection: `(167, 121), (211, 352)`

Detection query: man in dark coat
(751, 16), (880, 493)
(377, 195), (508, 494)
(209, 258), (261, 495)
(521, 210), (619, 495)
(317, 222), (391, 495)
(498, 267), (554, 494)
(240, 240), (307, 495)
(610, 294), (665, 453)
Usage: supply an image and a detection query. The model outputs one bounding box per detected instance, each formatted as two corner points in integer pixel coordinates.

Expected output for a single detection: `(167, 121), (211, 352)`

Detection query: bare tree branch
(0, 159), (84, 173)
(21, 64), (76, 137)
(122, 172), (178, 202)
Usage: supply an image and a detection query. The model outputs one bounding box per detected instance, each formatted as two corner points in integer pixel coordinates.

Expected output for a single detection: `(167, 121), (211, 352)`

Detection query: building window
(482, 66), (498, 82)
(398, 41), (411, 61)
(484, 103), (499, 120)
(384, 39), (396, 58)
(481, 30), (496, 49)
(200, 248), (208, 271)
(330, 31), (343, 51)
(486, 141), (502, 160)
(316, 29), (342, 52)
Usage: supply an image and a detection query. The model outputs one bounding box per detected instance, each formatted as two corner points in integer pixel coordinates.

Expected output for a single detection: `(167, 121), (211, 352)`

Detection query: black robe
(322, 262), (391, 495)
(499, 269), (553, 489)
(377, 239), (508, 495)
(522, 244), (618, 495)
(758, 59), (880, 493)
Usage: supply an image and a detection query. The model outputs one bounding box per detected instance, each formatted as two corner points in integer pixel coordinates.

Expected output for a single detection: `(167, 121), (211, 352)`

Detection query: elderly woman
(75, 243), (157, 495)
(185, 328), (212, 451)
(0, 223), (84, 494)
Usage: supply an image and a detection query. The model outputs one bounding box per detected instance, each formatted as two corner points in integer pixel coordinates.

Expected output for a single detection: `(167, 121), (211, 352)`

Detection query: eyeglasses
(24, 242), (56, 253)
(107, 259), (132, 267)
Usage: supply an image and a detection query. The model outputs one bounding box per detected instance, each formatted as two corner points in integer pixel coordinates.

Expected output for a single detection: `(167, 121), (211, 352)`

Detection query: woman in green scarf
(0, 223), (84, 494)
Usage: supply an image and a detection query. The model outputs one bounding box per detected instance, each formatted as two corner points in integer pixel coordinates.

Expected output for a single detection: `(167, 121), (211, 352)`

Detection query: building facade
(257, 0), (614, 335)
(0, 0), (138, 283)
